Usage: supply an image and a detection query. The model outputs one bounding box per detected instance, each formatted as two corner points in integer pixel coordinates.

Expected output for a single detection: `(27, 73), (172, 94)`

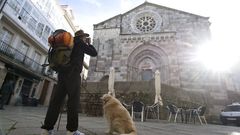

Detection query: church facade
(88, 2), (232, 96)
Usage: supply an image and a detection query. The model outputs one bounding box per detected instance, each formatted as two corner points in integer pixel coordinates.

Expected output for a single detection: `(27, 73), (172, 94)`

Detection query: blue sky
(59, 0), (123, 35)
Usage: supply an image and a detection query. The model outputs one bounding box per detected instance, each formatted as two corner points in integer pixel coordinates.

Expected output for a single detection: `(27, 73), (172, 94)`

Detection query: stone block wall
(82, 81), (240, 123)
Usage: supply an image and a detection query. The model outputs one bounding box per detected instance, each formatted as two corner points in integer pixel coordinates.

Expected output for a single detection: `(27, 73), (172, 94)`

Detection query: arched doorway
(141, 69), (153, 81)
(127, 43), (170, 82)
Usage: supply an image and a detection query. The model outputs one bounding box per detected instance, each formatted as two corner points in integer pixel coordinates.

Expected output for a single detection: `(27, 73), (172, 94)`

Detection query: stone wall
(82, 81), (240, 123)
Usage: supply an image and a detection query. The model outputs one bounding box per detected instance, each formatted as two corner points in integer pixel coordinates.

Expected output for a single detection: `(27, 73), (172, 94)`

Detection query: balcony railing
(0, 41), (43, 75)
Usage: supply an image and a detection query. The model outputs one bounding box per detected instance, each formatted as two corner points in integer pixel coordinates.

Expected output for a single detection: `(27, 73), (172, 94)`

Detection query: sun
(196, 41), (240, 72)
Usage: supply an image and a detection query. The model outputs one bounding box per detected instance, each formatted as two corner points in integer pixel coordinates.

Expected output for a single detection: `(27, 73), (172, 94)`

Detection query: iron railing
(0, 41), (43, 74)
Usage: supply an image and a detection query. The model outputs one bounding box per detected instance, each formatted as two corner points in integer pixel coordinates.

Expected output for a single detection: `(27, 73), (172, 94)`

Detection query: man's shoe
(41, 129), (54, 135)
(66, 130), (85, 135)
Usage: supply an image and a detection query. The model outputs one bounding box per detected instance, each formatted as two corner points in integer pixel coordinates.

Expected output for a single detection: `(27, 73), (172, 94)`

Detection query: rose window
(136, 16), (156, 32)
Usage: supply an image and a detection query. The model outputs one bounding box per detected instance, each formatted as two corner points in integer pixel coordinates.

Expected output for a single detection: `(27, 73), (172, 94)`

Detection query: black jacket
(70, 37), (97, 73)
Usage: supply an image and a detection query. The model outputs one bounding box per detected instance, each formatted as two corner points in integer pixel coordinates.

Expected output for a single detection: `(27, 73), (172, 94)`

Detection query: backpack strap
(42, 46), (52, 67)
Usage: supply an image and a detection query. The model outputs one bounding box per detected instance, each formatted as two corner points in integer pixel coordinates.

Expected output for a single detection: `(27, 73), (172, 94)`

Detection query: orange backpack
(44, 29), (74, 72)
(48, 30), (73, 48)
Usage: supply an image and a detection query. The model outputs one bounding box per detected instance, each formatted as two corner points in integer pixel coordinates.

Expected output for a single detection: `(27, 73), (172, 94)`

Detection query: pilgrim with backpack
(41, 29), (98, 135)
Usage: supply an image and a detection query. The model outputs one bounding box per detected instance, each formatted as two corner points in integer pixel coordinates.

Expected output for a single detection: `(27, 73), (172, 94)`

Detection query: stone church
(86, 2), (240, 118)
(88, 1), (240, 98)
(87, 1), (216, 90)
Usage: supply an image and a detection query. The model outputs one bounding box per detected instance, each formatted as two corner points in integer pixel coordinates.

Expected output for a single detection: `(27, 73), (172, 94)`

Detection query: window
(30, 87), (36, 97)
(0, 28), (14, 55)
(224, 105), (240, 112)
(0, 28), (14, 45)
(15, 41), (29, 62)
(28, 17), (37, 32)
(18, 1), (32, 24)
(7, 0), (23, 14)
(33, 51), (41, 63)
(42, 26), (51, 42)
(31, 51), (41, 71)
(36, 0), (47, 9)
(47, 5), (53, 18)
(136, 16), (156, 32)
(30, 84), (37, 98)
(27, 10), (38, 32)
(35, 23), (44, 38)
(44, 1), (52, 13)
(15, 80), (23, 94)
(18, 41), (29, 55)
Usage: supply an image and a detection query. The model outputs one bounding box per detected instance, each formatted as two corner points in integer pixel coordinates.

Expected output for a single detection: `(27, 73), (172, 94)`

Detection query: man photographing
(41, 29), (97, 135)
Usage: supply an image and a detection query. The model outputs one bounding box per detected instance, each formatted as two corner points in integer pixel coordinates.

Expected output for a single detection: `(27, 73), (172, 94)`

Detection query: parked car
(220, 102), (240, 125)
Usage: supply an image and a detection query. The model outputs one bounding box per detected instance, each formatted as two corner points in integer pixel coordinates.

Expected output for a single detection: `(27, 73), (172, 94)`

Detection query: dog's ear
(101, 94), (108, 100)
(108, 92), (112, 95)
(100, 95), (104, 100)
(102, 94), (111, 104)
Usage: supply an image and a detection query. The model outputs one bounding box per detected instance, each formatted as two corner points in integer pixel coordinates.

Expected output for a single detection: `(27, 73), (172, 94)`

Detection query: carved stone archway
(127, 43), (170, 83)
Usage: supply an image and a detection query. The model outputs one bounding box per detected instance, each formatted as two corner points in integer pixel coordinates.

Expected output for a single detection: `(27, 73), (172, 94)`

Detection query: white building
(0, 0), (87, 106)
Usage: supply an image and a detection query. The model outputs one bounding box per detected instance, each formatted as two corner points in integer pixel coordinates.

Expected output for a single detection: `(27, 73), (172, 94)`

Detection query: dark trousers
(41, 71), (81, 131)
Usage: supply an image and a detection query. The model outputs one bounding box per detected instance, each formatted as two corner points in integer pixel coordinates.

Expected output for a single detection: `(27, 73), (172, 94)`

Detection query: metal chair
(131, 101), (145, 122)
(122, 102), (131, 114)
(167, 104), (182, 123)
(191, 106), (207, 125)
(146, 102), (160, 120)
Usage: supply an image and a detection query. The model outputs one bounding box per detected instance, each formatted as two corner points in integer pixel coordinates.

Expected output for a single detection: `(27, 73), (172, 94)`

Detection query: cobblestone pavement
(0, 106), (240, 135)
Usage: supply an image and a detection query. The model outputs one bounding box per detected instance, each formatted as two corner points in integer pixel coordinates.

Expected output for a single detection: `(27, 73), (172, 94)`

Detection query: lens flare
(196, 42), (240, 72)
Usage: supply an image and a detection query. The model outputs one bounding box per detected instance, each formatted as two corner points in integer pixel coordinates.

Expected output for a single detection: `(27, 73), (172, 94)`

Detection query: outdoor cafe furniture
(145, 102), (160, 120)
(122, 102), (132, 113)
(85, 93), (103, 116)
(179, 106), (196, 124)
(189, 106), (207, 125)
(131, 101), (145, 122)
(167, 104), (183, 123)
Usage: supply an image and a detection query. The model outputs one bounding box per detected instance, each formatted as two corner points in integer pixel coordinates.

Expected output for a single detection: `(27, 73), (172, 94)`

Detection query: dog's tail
(120, 130), (137, 135)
